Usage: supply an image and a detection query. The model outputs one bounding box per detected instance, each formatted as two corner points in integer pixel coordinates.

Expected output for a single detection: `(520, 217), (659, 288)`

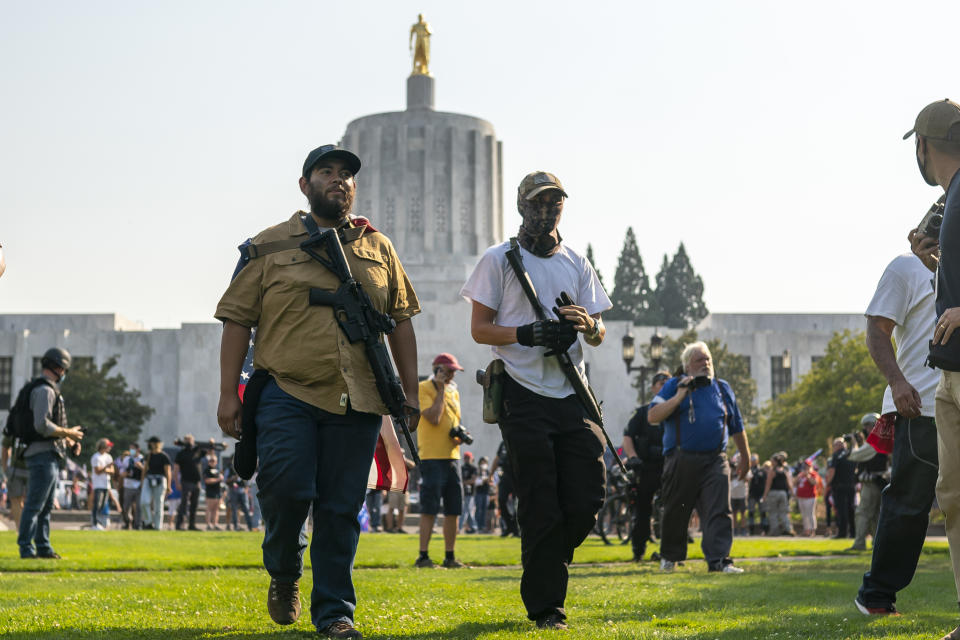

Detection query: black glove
(517, 319), (577, 355)
(626, 456), (643, 473)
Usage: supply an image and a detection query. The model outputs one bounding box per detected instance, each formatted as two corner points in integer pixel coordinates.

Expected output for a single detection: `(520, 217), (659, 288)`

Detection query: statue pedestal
(407, 74), (435, 110)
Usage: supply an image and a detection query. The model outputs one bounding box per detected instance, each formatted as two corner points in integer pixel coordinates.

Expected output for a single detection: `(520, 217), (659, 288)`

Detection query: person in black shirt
(622, 372), (668, 561)
(173, 435), (204, 531)
(827, 437), (856, 538)
(906, 99), (960, 640)
(460, 452), (479, 534)
(140, 436), (172, 530)
(490, 441), (518, 537)
(747, 454), (767, 535)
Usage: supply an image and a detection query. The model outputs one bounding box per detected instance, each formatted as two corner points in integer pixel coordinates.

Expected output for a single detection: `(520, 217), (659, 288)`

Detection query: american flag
(231, 234), (407, 493)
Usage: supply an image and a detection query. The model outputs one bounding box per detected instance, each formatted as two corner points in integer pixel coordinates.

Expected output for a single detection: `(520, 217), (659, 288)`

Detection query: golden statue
(409, 13), (432, 76)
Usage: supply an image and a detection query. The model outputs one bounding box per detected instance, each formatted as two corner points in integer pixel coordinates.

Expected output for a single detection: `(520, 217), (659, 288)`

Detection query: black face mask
(516, 196), (563, 257)
(918, 138), (939, 187)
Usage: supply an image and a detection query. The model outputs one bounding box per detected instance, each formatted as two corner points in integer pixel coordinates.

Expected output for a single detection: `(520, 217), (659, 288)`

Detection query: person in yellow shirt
(415, 353), (468, 568)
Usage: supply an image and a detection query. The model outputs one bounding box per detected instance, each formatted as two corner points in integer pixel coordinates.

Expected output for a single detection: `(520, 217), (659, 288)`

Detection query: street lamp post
(622, 330), (664, 403)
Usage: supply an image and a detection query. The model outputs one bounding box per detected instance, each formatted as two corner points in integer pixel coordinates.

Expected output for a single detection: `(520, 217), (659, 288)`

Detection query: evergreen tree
(61, 356), (155, 455)
(586, 243), (606, 292)
(607, 227), (659, 324)
(655, 243), (708, 329)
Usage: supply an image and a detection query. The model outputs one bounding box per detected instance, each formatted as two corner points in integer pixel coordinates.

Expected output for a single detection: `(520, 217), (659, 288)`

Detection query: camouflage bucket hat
(517, 171), (569, 201)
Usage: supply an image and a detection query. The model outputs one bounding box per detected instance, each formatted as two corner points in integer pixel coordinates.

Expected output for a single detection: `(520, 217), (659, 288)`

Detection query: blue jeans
(17, 450), (60, 557)
(858, 416), (938, 607)
(255, 379), (381, 630)
(230, 486), (253, 530)
(140, 476), (167, 529)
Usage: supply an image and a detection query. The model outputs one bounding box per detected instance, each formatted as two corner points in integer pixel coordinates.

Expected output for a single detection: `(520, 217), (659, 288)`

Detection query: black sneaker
(319, 620), (362, 638)
(854, 596), (899, 616)
(535, 613), (568, 630)
(414, 556), (435, 568)
(267, 578), (301, 625)
(37, 551), (62, 559)
(442, 557), (466, 568)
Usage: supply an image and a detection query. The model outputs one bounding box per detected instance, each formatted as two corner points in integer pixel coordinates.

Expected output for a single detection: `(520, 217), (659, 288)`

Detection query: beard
(306, 185), (354, 222)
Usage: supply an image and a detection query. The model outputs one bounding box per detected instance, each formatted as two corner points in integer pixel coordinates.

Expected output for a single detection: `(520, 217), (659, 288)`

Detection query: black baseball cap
(302, 144), (361, 178)
(652, 372), (671, 385)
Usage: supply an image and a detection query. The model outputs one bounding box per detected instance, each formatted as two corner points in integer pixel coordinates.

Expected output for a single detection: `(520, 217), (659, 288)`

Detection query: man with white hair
(648, 341), (751, 573)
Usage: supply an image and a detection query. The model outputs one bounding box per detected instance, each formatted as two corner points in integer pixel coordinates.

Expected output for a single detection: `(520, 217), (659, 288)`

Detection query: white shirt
(119, 453), (142, 489)
(865, 253), (938, 417)
(90, 452), (113, 490)
(460, 241), (612, 398)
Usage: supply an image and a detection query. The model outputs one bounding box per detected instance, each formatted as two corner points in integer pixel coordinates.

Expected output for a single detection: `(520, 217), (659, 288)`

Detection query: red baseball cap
(432, 353), (464, 370)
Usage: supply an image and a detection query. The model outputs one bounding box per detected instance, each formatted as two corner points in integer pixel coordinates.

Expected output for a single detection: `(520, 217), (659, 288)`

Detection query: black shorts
(419, 459), (462, 516)
(731, 497), (747, 512)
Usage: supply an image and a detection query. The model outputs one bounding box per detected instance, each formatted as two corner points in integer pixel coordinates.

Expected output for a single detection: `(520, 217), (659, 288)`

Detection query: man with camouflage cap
(461, 171), (612, 630)
(909, 99), (960, 640)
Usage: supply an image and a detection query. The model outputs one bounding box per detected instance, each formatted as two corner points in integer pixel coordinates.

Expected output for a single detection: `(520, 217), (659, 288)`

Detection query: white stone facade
(0, 312), (865, 460)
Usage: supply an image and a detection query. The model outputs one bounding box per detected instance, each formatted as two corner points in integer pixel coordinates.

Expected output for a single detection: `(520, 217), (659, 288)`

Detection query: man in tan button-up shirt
(215, 145), (420, 640)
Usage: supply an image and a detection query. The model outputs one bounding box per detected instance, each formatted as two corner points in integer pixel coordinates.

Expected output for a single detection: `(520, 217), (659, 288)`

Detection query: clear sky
(2, 1), (958, 328)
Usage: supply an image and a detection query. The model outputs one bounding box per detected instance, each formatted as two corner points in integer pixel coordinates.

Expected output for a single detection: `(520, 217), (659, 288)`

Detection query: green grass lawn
(0, 532), (956, 639)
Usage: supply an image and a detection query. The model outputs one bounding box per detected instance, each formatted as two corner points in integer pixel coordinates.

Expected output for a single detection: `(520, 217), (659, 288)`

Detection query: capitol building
(0, 22), (868, 457)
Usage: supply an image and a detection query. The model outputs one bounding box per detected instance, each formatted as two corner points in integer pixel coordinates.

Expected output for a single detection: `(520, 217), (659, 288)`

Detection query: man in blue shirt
(648, 341), (751, 574)
(908, 98), (960, 640)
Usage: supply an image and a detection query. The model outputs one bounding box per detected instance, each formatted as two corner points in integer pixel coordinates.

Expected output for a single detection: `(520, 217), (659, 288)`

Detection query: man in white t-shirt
(90, 438), (115, 530)
(855, 226), (940, 616)
(461, 171), (612, 631)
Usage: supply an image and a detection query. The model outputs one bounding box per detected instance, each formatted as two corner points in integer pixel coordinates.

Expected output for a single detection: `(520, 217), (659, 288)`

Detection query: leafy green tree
(637, 329), (758, 424)
(61, 356), (155, 453)
(607, 227), (659, 324)
(586, 243), (606, 293)
(749, 330), (885, 460)
(655, 243), (708, 329)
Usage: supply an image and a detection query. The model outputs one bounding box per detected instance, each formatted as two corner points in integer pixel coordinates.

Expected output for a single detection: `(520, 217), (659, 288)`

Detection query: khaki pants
(935, 370), (960, 600)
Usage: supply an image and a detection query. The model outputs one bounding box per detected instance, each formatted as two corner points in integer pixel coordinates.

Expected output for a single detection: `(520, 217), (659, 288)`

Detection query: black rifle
(300, 224), (421, 466)
(504, 238), (627, 474)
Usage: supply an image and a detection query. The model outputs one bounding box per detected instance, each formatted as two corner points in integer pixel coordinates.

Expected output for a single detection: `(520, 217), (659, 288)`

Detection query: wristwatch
(587, 317), (601, 340)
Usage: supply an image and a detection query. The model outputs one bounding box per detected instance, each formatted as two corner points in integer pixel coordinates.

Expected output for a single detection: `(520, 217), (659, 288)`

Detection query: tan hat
(903, 99), (960, 141)
(518, 171), (568, 201)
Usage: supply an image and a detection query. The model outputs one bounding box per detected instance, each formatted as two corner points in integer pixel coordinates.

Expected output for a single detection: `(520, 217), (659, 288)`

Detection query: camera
(680, 375), (711, 390)
(449, 425), (474, 445)
(917, 195), (946, 240)
(173, 438), (226, 452)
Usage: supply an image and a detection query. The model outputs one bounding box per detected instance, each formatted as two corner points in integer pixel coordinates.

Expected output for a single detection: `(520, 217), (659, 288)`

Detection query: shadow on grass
(0, 629), (315, 640)
(364, 619), (528, 639)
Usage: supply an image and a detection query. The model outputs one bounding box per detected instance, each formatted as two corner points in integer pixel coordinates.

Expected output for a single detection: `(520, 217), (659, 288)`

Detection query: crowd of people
(2, 98), (957, 639)
(1, 389), (263, 538)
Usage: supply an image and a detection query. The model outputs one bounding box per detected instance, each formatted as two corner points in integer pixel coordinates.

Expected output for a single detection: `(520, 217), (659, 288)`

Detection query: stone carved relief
(409, 196), (422, 232)
(435, 197), (447, 233)
(383, 196), (396, 234)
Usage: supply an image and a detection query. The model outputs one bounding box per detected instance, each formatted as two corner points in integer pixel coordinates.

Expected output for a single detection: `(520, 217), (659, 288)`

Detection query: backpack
(3, 378), (58, 444)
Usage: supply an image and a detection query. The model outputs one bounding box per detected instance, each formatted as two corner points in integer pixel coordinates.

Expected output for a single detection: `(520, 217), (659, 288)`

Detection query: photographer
(117, 442), (144, 530)
(622, 371), (669, 561)
(17, 348), (83, 559)
(648, 341), (751, 573)
(847, 414), (888, 551)
(173, 435), (206, 531)
(414, 353), (468, 568)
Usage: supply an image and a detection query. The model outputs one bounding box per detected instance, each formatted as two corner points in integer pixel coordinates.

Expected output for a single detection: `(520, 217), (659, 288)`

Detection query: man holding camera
(415, 352), (467, 568)
(853, 218), (940, 615)
(847, 414), (888, 551)
(622, 370), (669, 562)
(648, 341), (751, 574)
(173, 434), (204, 531)
(216, 144), (421, 639)
(903, 99), (960, 640)
(16, 347), (83, 559)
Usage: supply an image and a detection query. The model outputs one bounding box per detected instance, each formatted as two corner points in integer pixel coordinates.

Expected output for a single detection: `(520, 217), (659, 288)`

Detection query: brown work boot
(319, 620), (363, 638)
(266, 578), (300, 625)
